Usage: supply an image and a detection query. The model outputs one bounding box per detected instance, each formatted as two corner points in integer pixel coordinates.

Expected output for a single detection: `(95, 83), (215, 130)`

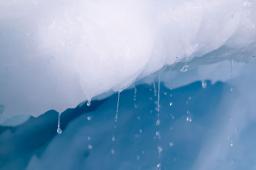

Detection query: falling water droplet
(57, 127), (62, 135)
(87, 136), (91, 141)
(169, 102), (173, 107)
(156, 119), (161, 126)
(88, 144), (93, 150)
(133, 87), (137, 101)
(180, 65), (189, 72)
(111, 149), (115, 155)
(186, 116), (192, 123)
(87, 116), (92, 121)
(56, 113), (62, 135)
(114, 92), (121, 123)
(169, 142), (174, 147)
(136, 155), (141, 161)
(201, 80), (207, 88)
(230, 87), (233, 92)
(112, 136), (116, 142)
(155, 131), (160, 139)
(156, 163), (161, 170)
(133, 87), (138, 108)
(157, 146), (163, 154)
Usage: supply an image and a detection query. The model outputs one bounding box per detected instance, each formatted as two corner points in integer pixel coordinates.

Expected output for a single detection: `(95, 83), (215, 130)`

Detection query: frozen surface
(1, 1), (256, 169)
(0, 0), (256, 116)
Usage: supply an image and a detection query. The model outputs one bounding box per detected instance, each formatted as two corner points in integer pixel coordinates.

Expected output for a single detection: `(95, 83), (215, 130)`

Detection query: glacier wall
(0, 0), (256, 116)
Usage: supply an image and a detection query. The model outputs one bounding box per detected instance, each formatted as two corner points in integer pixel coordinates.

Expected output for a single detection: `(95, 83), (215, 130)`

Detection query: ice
(114, 92), (121, 123)
(56, 113), (62, 135)
(0, 0), (256, 117)
(1, 1), (256, 169)
(1, 64), (255, 170)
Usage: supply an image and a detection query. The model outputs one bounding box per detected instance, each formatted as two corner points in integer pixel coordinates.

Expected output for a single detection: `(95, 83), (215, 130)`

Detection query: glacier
(0, 0), (256, 116)
(1, 0), (256, 169)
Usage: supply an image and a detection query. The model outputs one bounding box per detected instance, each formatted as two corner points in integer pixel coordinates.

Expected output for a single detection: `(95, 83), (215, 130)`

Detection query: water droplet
(186, 116), (192, 123)
(133, 87), (137, 102)
(56, 113), (62, 135)
(157, 146), (163, 154)
(87, 116), (92, 121)
(88, 144), (93, 150)
(87, 136), (91, 141)
(136, 155), (141, 161)
(156, 163), (161, 169)
(87, 100), (91, 107)
(57, 127), (62, 134)
(112, 136), (116, 142)
(155, 131), (160, 138)
(137, 116), (141, 120)
(111, 149), (115, 155)
(156, 119), (161, 126)
(169, 102), (173, 107)
(180, 65), (189, 72)
(230, 87), (233, 92)
(169, 142), (174, 147)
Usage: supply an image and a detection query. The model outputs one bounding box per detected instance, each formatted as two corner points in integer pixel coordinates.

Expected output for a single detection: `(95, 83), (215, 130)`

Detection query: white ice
(0, 0), (256, 117)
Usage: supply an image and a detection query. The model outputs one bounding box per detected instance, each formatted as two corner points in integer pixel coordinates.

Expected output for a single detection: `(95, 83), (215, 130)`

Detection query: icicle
(56, 113), (62, 135)
(114, 92), (121, 123)
(87, 100), (91, 107)
(201, 80), (207, 88)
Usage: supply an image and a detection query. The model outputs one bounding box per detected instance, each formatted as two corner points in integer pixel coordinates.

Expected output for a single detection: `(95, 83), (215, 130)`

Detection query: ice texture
(0, 0), (256, 116)
(1, 61), (256, 170)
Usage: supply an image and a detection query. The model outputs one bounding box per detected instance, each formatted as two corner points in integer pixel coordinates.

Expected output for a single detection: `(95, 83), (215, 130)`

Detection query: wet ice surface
(1, 79), (256, 170)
